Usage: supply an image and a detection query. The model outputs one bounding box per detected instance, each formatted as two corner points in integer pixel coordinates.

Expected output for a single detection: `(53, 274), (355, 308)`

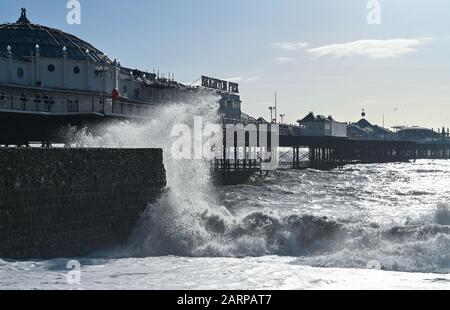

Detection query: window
(123, 85), (128, 94)
(73, 66), (80, 74)
(48, 64), (55, 72)
(17, 68), (24, 78)
(134, 88), (140, 98)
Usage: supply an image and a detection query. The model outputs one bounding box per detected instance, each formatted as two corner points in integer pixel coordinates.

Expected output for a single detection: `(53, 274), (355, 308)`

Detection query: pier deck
(217, 123), (450, 175)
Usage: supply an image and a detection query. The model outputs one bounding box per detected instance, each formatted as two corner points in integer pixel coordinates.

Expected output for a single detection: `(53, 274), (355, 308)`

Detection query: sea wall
(0, 148), (166, 259)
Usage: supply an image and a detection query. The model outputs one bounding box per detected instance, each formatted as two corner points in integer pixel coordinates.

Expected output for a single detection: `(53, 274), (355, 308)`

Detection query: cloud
(245, 76), (259, 82)
(307, 38), (433, 59)
(225, 77), (243, 82)
(224, 76), (259, 83)
(273, 42), (309, 51)
(273, 57), (295, 64)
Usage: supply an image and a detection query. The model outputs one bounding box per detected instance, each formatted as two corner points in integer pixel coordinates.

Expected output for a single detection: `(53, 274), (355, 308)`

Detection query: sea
(1, 97), (450, 290)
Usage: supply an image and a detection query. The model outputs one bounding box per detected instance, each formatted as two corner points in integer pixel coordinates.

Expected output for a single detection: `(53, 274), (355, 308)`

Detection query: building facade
(0, 9), (242, 145)
(297, 112), (347, 138)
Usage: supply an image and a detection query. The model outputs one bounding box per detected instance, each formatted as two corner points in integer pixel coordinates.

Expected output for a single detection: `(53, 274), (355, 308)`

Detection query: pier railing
(213, 158), (261, 172)
(0, 94), (153, 118)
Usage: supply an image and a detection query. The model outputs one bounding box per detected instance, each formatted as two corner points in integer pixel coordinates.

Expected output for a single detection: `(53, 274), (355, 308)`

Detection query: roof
(347, 124), (366, 135)
(372, 125), (392, 135)
(120, 67), (157, 81)
(0, 9), (112, 64)
(297, 112), (339, 123)
(355, 118), (393, 135)
(297, 112), (316, 123)
(356, 118), (373, 128)
(256, 117), (268, 123)
(397, 127), (435, 133)
(396, 127), (442, 140)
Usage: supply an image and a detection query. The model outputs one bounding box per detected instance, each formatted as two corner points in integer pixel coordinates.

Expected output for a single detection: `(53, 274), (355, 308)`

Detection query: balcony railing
(0, 94), (152, 117)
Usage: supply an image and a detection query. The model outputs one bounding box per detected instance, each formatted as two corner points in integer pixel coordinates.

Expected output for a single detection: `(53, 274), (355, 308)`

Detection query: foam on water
(71, 95), (450, 275)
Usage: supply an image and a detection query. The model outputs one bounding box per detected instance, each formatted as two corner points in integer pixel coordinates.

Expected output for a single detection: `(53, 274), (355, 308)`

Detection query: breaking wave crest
(128, 197), (450, 274)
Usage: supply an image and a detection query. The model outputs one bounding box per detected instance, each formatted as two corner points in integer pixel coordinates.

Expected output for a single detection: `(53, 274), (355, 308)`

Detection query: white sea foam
(2, 256), (450, 290)
(68, 97), (450, 275)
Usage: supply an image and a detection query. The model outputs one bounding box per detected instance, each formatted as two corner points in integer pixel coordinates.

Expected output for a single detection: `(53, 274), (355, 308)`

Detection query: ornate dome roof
(0, 8), (112, 64)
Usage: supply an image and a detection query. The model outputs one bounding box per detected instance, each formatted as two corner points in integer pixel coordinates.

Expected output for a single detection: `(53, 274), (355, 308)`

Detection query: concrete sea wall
(0, 148), (166, 259)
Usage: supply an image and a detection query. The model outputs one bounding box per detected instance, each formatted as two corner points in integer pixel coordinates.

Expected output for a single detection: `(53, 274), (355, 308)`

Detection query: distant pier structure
(280, 114), (418, 169)
(216, 110), (450, 176)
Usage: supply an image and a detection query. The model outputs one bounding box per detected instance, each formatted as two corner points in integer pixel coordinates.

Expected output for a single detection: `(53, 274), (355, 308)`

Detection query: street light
(269, 106), (276, 123)
(95, 66), (109, 113)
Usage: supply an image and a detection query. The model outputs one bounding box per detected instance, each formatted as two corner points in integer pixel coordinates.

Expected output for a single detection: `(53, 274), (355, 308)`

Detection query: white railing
(0, 94), (152, 117)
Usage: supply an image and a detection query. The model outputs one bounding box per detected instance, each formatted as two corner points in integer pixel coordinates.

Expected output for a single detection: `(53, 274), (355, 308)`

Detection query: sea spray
(71, 101), (450, 274)
(71, 94), (237, 254)
(435, 203), (450, 226)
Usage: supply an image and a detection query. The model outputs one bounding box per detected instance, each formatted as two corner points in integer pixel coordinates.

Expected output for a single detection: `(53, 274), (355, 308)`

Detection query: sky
(1, 0), (450, 129)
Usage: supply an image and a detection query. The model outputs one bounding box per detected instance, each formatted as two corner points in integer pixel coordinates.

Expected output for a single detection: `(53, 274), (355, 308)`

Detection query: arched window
(17, 68), (24, 79)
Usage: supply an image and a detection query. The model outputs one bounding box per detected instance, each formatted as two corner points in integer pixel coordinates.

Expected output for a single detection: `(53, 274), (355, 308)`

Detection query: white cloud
(225, 77), (243, 82)
(245, 76), (259, 82)
(273, 42), (309, 51)
(224, 76), (259, 83)
(273, 57), (295, 64)
(307, 38), (433, 59)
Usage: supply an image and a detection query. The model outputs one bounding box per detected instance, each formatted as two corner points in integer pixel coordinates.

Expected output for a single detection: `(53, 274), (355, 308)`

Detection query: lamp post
(95, 65), (109, 113)
(274, 91), (278, 124)
(269, 106), (276, 123)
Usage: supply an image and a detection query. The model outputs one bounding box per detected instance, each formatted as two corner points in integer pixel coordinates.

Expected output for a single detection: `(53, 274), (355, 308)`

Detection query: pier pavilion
(0, 9), (242, 146)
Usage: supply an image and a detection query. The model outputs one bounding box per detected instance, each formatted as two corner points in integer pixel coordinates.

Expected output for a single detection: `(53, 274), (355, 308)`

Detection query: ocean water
(1, 98), (450, 290)
(1, 161), (450, 290)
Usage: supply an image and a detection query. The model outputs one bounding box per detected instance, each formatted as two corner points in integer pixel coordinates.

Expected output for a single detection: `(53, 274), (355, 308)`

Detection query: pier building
(296, 112), (347, 138)
(0, 9), (242, 145)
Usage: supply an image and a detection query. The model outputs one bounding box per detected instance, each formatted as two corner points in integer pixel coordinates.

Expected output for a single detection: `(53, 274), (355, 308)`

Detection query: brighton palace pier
(0, 9), (242, 146)
(1, 9), (449, 165)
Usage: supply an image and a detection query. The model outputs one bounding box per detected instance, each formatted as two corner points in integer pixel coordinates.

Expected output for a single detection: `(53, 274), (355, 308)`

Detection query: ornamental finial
(17, 8), (31, 24)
